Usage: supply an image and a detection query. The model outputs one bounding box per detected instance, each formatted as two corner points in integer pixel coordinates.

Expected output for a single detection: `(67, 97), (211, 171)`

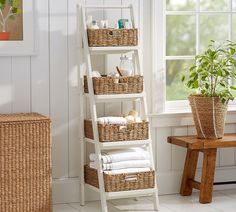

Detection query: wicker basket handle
(124, 174), (138, 182)
(109, 30), (122, 36)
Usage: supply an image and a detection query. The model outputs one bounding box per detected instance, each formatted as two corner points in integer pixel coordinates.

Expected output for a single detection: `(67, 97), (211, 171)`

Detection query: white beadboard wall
(0, 0), (236, 204)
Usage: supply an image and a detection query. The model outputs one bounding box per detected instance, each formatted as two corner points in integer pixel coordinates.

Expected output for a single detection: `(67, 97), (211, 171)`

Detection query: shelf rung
(106, 188), (156, 200)
(85, 138), (151, 149)
(85, 183), (156, 200)
(89, 46), (140, 55)
(85, 5), (131, 9)
(84, 93), (145, 103)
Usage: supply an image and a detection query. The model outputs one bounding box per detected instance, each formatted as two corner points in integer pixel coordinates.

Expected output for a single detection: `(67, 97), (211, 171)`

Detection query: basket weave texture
(84, 165), (154, 192)
(188, 95), (228, 139)
(84, 75), (143, 95)
(87, 28), (138, 47)
(84, 119), (149, 142)
(0, 113), (52, 212)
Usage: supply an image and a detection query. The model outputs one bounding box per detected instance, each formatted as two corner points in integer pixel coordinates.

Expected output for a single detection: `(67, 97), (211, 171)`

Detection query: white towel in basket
(90, 159), (151, 171)
(89, 148), (149, 164)
(97, 117), (127, 125)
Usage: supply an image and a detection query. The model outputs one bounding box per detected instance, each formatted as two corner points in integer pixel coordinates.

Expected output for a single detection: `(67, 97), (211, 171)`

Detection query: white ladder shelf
(78, 4), (160, 212)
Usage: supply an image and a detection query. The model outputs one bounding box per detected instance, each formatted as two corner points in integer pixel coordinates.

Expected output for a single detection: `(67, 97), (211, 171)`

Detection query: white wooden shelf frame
(78, 4), (160, 212)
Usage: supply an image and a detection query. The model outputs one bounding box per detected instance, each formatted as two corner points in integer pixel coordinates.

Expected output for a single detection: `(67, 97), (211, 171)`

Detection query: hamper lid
(0, 113), (50, 123)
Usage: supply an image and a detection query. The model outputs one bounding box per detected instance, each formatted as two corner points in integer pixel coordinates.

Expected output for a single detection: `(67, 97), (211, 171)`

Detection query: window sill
(149, 106), (236, 128)
(149, 105), (236, 118)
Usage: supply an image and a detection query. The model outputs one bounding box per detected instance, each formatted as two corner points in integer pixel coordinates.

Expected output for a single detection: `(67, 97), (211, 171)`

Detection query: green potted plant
(0, 0), (21, 40)
(182, 40), (236, 139)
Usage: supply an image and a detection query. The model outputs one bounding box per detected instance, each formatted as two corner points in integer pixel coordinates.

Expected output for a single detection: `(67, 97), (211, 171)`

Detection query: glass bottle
(119, 55), (134, 76)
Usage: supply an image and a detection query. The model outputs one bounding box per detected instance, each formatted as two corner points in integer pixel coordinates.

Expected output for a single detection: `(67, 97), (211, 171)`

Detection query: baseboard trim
(53, 177), (99, 204)
(53, 167), (236, 203)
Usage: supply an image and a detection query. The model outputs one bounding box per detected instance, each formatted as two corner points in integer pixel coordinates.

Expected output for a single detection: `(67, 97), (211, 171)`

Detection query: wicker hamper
(84, 119), (149, 142)
(84, 75), (143, 95)
(84, 165), (155, 192)
(87, 28), (138, 47)
(0, 113), (52, 212)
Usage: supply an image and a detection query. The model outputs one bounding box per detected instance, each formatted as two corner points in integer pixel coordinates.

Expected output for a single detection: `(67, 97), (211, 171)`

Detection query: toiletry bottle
(90, 20), (99, 29)
(100, 20), (108, 29)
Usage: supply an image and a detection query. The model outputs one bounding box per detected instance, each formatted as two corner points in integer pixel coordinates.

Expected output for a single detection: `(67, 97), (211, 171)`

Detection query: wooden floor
(53, 189), (236, 212)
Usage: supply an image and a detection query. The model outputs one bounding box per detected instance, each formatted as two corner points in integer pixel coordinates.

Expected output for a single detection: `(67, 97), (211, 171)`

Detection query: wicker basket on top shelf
(84, 119), (149, 142)
(84, 75), (143, 95)
(84, 165), (154, 192)
(87, 28), (138, 47)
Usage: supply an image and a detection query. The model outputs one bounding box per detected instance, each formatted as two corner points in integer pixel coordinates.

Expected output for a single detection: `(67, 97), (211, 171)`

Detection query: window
(152, 0), (236, 113)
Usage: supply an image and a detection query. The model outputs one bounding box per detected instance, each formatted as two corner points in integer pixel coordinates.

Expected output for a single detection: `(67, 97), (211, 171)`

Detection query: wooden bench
(168, 134), (236, 204)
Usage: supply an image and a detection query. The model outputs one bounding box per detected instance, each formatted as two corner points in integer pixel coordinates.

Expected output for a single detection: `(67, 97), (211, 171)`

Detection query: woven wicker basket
(87, 28), (138, 47)
(188, 95), (228, 139)
(84, 75), (143, 95)
(84, 165), (154, 192)
(84, 119), (149, 142)
(0, 113), (52, 212)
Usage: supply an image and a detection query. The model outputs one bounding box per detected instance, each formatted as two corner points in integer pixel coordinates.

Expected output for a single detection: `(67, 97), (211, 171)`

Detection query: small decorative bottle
(90, 20), (99, 29)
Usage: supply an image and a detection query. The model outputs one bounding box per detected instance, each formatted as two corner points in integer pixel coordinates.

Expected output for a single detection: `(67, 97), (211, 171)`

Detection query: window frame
(151, 0), (236, 114)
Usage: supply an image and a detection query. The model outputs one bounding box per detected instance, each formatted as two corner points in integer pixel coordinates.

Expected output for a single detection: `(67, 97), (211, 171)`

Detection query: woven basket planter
(84, 75), (143, 95)
(87, 28), (138, 47)
(84, 119), (149, 142)
(188, 95), (228, 139)
(84, 165), (154, 192)
(0, 113), (52, 212)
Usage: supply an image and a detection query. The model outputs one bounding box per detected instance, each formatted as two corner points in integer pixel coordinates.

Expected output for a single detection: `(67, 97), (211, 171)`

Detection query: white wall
(0, 0), (236, 204)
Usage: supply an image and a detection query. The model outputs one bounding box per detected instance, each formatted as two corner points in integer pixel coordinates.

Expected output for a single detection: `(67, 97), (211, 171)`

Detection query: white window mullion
(196, 0), (200, 54)
(229, 0), (233, 41)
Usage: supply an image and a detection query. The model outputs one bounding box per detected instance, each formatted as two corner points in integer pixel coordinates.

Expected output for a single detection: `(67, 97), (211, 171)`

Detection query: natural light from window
(166, 0), (236, 102)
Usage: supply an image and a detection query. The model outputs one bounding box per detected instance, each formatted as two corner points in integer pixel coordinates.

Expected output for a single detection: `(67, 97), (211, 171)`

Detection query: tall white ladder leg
(134, 48), (160, 211)
(80, 5), (108, 212)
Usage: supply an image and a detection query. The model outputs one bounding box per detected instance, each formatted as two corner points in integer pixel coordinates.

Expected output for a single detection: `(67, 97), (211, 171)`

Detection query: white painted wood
(89, 46), (140, 54)
(49, 0), (69, 178)
(31, 0), (50, 116)
(155, 127), (172, 171)
(171, 127), (187, 170)
(11, 57), (31, 113)
(0, 57), (12, 113)
(85, 138), (151, 150)
(81, 5), (108, 211)
(68, 0), (80, 178)
(219, 124), (236, 167)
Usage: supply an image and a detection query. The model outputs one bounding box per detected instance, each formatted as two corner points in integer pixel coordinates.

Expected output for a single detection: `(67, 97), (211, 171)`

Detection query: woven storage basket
(0, 113), (52, 212)
(87, 28), (138, 47)
(84, 75), (143, 95)
(84, 165), (154, 192)
(188, 95), (228, 139)
(84, 119), (149, 142)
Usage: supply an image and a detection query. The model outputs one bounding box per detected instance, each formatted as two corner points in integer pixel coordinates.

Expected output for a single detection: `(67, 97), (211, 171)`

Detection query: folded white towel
(104, 167), (151, 175)
(90, 160), (151, 171)
(97, 117), (127, 125)
(89, 148), (149, 164)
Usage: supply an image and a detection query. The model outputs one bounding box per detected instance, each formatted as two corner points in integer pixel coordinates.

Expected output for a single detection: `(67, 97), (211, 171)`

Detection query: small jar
(119, 55), (134, 76)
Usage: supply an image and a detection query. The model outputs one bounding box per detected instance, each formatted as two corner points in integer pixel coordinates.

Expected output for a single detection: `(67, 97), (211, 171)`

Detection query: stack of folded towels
(89, 147), (151, 174)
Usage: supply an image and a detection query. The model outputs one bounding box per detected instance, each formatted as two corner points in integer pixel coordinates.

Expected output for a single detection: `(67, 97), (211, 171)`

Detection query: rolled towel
(97, 117), (127, 125)
(89, 148), (149, 164)
(90, 159), (151, 171)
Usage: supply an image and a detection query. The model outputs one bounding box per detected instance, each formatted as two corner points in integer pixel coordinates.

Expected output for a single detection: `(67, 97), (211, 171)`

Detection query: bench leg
(180, 149), (199, 196)
(199, 149), (217, 204)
